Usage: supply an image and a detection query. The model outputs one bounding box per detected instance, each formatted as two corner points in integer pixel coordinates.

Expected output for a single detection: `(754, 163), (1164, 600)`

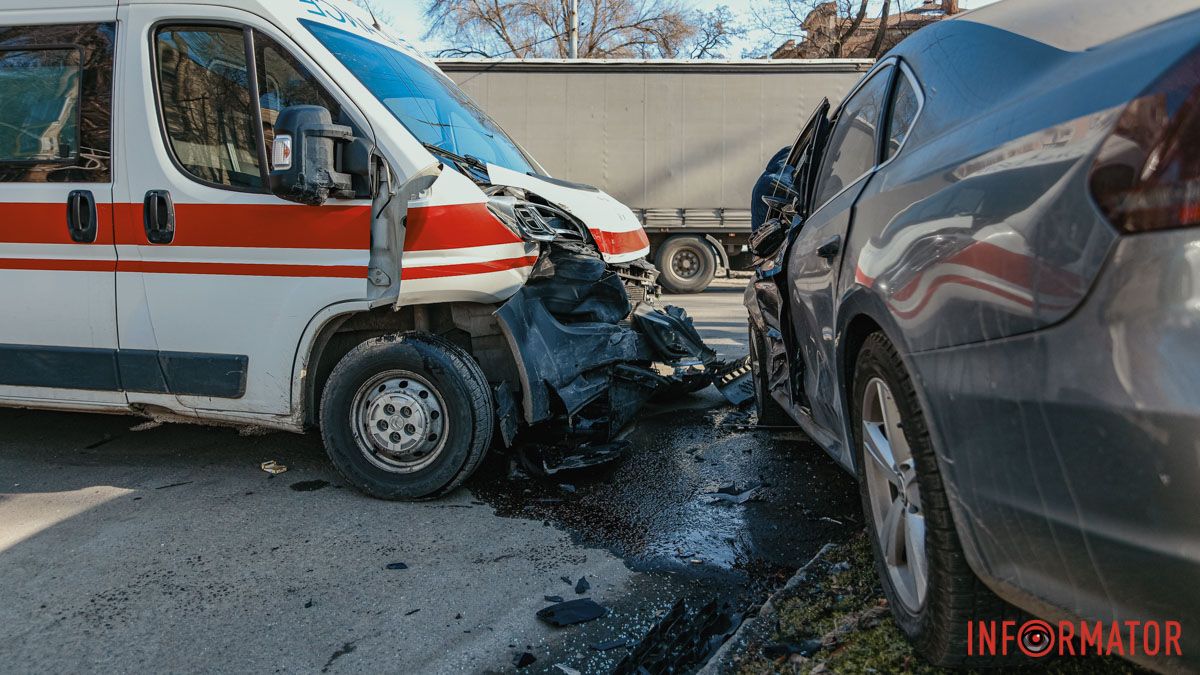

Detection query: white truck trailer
(441, 58), (872, 292)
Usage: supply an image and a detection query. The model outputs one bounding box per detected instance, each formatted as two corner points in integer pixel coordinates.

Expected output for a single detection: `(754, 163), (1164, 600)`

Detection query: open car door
(746, 99), (832, 419)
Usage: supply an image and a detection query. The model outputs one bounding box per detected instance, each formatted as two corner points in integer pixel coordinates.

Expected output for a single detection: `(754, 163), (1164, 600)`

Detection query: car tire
(656, 236), (716, 294)
(852, 332), (1022, 667)
(749, 326), (792, 426)
(320, 332), (493, 501)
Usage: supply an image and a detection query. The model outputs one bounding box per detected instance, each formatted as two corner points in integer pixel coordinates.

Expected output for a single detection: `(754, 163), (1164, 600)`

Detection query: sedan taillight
(1090, 47), (1200, 233)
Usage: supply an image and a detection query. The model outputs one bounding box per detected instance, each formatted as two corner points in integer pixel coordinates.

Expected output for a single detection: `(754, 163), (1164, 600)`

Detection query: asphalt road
(0, 281), (859, 674)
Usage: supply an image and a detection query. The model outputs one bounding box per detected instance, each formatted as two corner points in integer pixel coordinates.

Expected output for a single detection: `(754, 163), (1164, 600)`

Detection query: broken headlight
(487, 194), (587, 244)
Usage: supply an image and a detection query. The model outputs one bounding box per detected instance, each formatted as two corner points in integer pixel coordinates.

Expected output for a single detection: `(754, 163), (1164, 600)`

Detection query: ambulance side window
(155, 26), (263, 190)
(253, 31), (341, 164)
(0, 23), (115, 183)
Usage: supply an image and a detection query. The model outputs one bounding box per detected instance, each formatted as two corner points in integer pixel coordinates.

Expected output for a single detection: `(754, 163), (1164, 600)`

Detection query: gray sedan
(746, 0), (1200, 671)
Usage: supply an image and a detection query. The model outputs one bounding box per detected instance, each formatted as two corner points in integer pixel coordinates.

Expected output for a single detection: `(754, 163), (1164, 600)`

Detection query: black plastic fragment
(513, 651), (537, 668)
(385, 562), (408, 570)
(544, 595), (564, 603)
(762, 639), (823, 660)
(575, 577), (590, 594)
(590, 638), (628, 651)
(536, 598), (608, 627)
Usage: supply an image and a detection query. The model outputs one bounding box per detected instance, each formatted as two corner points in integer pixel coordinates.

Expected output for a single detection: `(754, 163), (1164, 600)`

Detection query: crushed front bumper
(495, 241), (719, 465)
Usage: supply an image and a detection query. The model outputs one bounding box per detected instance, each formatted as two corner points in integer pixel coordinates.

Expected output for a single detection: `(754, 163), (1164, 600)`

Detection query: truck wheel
(750, 326), (792, 426)
(320, 333), (493, 500)
(656, 236), (716, 294)
(852, 332), (1022, 666)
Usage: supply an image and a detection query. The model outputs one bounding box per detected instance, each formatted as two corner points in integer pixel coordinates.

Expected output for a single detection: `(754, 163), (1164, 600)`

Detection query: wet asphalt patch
(467, 400), (860, 671)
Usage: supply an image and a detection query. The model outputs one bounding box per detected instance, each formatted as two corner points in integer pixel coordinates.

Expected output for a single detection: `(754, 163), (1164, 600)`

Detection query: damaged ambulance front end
(394, 158), (720, 473)
(484, 166), (719, 468)
(290, 4), (723, 472)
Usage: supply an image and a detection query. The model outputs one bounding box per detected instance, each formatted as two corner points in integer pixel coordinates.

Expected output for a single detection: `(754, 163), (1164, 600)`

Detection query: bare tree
(424, 0), (742, 59)
(867, 0), (892, 58)
(688, 6), (747, 58)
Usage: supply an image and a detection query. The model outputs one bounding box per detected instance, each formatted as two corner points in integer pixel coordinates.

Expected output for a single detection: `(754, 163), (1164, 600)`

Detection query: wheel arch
(836, 289), (998, 589)
(661, 233), (730, 271)
(297, 301), (516, 429)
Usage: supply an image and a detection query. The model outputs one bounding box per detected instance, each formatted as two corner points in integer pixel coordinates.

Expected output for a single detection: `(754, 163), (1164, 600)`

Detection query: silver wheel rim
(351, 370), (447, 474)
(862, 377), (928, 613)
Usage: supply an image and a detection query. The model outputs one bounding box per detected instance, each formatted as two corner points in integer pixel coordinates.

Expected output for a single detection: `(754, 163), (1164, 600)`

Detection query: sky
(390, 0), (1003, 56)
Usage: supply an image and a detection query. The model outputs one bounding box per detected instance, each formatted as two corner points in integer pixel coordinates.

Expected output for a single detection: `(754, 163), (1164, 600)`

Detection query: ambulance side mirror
(270, 105), (367, 206)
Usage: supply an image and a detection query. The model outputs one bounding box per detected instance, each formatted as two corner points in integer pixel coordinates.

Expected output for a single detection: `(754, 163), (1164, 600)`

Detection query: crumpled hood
(486, 164), (650, 264)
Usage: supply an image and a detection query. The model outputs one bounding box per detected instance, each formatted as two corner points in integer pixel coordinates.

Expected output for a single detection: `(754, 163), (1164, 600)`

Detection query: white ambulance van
(0, 0), (715, 499)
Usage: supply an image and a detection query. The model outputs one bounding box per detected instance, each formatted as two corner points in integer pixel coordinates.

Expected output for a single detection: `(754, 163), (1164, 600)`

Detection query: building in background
(771, 0), (961, 59)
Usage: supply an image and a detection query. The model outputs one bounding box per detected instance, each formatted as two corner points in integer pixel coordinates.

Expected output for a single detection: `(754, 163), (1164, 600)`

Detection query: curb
(698, 543), (837, 674)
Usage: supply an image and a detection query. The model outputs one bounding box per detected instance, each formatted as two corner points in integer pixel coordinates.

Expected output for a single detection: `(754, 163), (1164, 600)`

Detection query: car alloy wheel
(861, 376), (928, 613)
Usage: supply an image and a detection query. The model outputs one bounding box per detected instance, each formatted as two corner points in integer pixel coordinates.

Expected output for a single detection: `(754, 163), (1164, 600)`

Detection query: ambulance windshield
(302, 19), (534, 175)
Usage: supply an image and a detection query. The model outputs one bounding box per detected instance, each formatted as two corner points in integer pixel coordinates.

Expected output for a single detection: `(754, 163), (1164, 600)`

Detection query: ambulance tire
(320, 332), (493, 500)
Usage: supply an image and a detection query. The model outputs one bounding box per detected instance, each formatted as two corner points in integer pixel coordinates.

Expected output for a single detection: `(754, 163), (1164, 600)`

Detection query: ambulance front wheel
(320, 333), (493, 500)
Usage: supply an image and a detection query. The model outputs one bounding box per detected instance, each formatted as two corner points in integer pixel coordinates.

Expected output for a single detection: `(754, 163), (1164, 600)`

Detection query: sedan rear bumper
(910, 227), (1200, 671)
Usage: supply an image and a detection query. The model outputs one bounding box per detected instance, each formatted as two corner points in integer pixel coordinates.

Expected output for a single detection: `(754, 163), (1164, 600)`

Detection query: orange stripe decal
(113, 203), (371, 249)
(116, 260), (367, 278)
(0, 258), (115, 272)
(0, 203), (115, 245)
(404, 255), (539, 280)
(406, 203), (520, 251)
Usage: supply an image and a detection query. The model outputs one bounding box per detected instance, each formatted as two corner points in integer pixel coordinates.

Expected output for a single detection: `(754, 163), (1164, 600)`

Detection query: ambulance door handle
(66, 190), (97, 243)
(143, 190), (175, 244)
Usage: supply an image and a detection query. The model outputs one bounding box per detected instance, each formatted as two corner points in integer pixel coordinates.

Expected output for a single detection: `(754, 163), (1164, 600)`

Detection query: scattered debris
(129, 420), (163, 432)
(612, 599), (741, 674)
(536, 598), (608, 627)
(574, 576), (590, 594)
(513, 651), (537, 669)
(553, 664), (581, 675)
(703, 482), (762, 505)
(404, 609), (420, 616)
(558, 483), (577, 493)
(762, 639), (823, 660)
(290, 480), (330, 492)
(154, 481), (193, 490)
(544, 595), (564, 603)
(526, 441), (628, 476)
(304, 599), (314, 609)
(714, 356), (755, 405)
(589, 638), (629, 651)
(260, 460), (287, 475)
(560, 575), (573, 585)
(819, 516), (844, 525)
(385, 562), (409, 570)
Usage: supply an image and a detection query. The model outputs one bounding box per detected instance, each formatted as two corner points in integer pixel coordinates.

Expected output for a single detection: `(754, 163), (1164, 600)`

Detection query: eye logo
(1019, 620), (1055, 658)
